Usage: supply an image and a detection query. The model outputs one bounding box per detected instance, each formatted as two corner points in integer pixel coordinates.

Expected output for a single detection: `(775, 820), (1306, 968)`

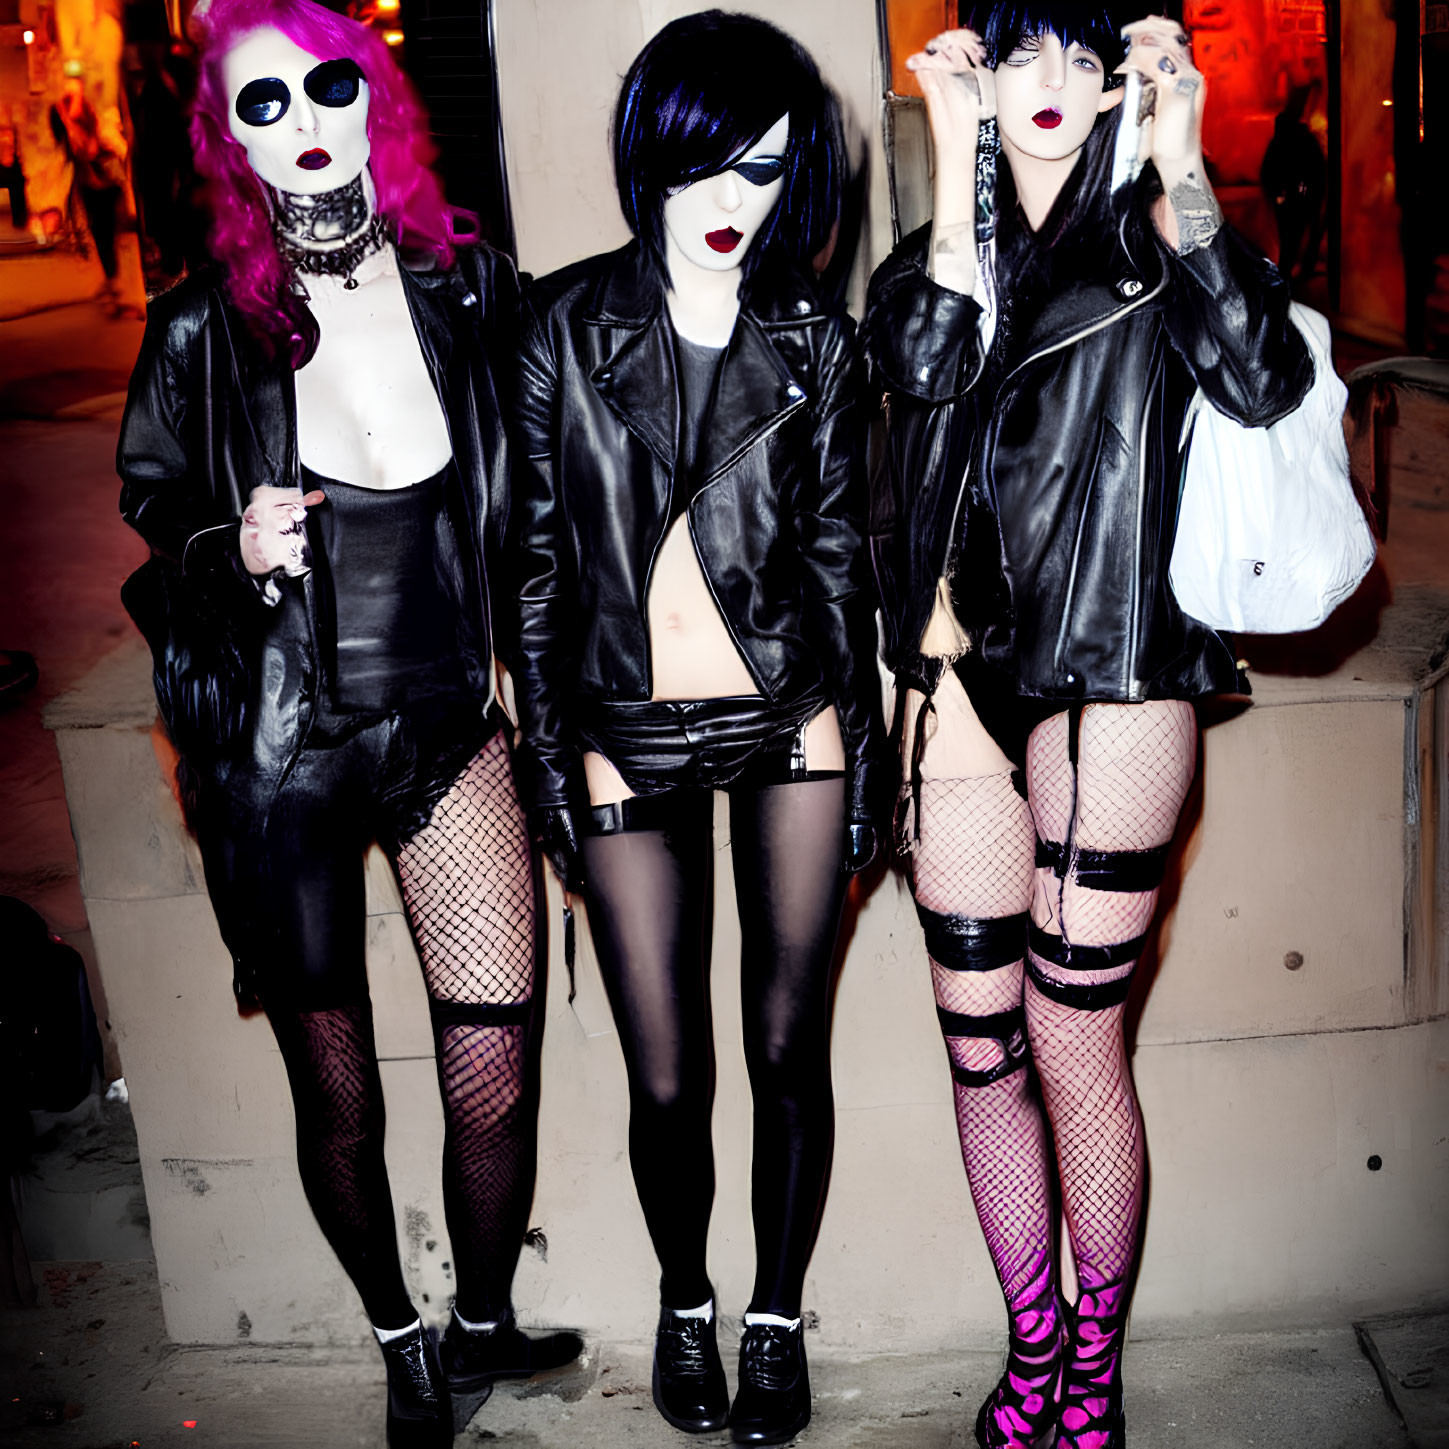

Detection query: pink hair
(190, 0), (468, 365)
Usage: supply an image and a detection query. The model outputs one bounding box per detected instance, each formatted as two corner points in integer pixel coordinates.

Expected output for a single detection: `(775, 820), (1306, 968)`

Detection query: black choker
(271, 176), (389, 290)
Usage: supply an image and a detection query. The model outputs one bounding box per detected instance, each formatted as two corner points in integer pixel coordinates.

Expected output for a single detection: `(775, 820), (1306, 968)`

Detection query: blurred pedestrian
(0, 121), (28, 232)
(1261, 88), (1326, 287)
(49, 77), (129, 313)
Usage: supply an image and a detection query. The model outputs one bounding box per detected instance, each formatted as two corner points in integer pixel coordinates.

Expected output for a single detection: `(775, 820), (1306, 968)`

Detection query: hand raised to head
(906, 28), (997, 159)
(1115, 15), (1205, 171)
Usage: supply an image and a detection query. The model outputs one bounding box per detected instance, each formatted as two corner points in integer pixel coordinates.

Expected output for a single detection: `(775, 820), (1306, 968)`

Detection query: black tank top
(671, 331), (725, 520)
(304, 462), (467, 716)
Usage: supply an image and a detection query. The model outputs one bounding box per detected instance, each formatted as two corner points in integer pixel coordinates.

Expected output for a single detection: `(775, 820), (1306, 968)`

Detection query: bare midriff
(583, 515), (844, 806)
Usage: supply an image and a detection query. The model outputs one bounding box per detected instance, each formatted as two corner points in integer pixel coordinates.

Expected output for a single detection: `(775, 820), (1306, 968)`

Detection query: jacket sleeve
(510, 292), (582, 813)
(1160, 225), (1313, 428)
(117, 293), (273, 610)
(862, 224), (987, 404)
(464, 243), (524, 667)
(798, 316), (889, 826)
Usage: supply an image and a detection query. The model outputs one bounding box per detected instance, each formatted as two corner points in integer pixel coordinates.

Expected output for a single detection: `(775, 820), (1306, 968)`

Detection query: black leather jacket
(863, 220), (1312, 702)
(117, 243), (518, 780)
(512, 243), (885, 821)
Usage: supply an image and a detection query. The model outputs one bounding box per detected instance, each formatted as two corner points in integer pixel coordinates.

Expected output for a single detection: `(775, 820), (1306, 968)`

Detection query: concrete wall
(47, 641), (1449, 1349)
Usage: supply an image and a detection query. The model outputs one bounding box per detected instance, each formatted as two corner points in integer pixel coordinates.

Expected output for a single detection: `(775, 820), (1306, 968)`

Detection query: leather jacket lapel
(590, 309), (679, 473)
(697, 311), (806, 486)
(583, 246), (809, 488)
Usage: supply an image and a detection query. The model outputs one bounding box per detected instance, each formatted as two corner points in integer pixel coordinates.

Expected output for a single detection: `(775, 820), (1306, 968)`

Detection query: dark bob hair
(966, 0), (1127, 86)
(612, 10), (844, 285)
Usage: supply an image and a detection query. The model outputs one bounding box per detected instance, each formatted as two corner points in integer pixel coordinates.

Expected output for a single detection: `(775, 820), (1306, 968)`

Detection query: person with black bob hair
(612, 10), (842, 287)
(864, 4), (1311, 1447)
(512, 10), (885, 1445)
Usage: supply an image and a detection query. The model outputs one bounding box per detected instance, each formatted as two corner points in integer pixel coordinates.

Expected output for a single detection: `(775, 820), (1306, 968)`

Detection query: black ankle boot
(377, 1323), (452, 1448)
(652, 1304), (729, 1433)
(730, 1320), (810, 1446)
(440, 1309), (585, 1393)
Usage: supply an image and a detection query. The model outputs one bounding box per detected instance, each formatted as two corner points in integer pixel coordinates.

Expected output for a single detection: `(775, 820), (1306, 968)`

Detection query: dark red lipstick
(705, 227), (743, 253)
(296, 148), (331, 170)
(1032, 108), (1063, 129)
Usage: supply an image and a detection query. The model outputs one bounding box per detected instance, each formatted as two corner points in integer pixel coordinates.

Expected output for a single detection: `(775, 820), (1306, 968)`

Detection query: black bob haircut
(965, 0), (1127, 87)
(612, 10), (845, 286)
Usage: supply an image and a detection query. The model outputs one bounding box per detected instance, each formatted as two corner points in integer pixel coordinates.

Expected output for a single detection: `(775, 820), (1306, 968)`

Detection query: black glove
(844, 821), (878, 876)
(535, 805), (581, 890)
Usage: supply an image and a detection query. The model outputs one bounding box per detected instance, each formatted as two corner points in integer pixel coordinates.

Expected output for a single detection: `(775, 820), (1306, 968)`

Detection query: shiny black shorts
(193, 697), (498, 1010)
(576, 691), (833, 800)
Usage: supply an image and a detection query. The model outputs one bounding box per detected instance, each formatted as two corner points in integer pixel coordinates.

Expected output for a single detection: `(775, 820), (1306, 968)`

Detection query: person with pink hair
(117, 1), (581, 1442)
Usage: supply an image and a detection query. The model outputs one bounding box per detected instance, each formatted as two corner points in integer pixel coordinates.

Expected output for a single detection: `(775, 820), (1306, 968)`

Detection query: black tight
(580, 777), (848, 1316)
(202, 723), (540, 1329)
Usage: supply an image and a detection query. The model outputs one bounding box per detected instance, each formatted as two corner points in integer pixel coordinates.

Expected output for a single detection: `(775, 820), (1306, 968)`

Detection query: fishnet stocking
(396, 729), (535, 1006)
(396, 730), (540, 1324)
(912, 770), (1060, 1443)
(1024, 701), (1196, 1362)
(268, 1002), (414, 1328)
(437, 1021), (532, 1323)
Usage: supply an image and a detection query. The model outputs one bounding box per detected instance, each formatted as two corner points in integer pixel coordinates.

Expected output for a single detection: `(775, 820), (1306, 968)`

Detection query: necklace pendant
(344, 276), (359, 291)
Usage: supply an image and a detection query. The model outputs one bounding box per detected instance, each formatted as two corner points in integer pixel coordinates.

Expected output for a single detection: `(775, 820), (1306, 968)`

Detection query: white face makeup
(223, 26), (370, 195)
(662, 112), (790, 275)
(993, 30), (1120, 163)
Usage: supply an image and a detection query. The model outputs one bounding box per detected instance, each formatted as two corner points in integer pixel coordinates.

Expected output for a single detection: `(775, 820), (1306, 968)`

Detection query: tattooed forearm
(1167, 170), (1223, 254)
(932, 221), (975, 259)
(929, 218), (977, 293)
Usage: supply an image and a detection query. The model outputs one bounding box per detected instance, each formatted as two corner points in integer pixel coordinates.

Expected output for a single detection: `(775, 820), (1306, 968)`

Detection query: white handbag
(1168, 302), (1376, 635)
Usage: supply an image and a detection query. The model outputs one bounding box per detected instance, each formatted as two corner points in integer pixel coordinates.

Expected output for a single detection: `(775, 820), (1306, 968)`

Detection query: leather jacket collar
(582, 245), (816, 481)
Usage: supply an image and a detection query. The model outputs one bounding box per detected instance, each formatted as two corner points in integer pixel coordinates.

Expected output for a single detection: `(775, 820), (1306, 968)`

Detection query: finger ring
(1158, 55), (1177, 74)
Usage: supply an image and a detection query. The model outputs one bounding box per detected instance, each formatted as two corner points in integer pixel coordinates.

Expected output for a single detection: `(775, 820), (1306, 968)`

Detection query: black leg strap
(1072, 843), (1170, 893)
(1034, 840), (1169, 892)
(429, 997), (534, 1029)
(916, 905), (1028, 972)
(935, 1004), (1031, 1087)
(583, 790), (708, 837)
(1024, 924), (1143, 1010)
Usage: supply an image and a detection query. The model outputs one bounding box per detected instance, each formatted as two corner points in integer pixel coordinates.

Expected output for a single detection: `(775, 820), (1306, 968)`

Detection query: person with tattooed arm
(863, 7), (1310, 1447)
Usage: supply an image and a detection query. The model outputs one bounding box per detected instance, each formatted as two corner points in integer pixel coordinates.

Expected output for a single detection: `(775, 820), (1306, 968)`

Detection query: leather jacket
(863, 219), (1313, 702)
(512, 242), (886, 822)
(117, 243), (518, 781)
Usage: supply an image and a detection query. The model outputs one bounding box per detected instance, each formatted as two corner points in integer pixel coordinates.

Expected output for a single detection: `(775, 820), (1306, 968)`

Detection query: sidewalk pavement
(0, 1254), (1415, 1449)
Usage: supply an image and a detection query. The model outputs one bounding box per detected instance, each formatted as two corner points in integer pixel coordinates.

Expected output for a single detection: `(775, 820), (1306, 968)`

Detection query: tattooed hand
(1116, 15), (1221, 253)
(240, 485), (325, 578)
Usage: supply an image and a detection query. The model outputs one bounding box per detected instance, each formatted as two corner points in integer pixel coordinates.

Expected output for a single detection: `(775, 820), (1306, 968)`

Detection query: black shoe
(652, 1304), (729, 1433)
(439, 1309), (585, 1393)
(378, 1323), (453, 1448)
(730, 1321), (810, 1446)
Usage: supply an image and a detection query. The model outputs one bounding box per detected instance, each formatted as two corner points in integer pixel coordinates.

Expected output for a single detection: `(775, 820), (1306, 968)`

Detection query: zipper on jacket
(678, 512), (770, 698)
(647, 397), (807, 702)
(1002, 270), (1170, 391)
(991, 256), (1166, 697)
(938, 316), (993, 581)
(1123, 400), (1153, 700)
(639, 495), (673, 699)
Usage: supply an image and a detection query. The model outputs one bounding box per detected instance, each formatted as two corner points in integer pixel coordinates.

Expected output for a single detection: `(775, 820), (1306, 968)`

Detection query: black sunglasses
(234, 58), (364, 129)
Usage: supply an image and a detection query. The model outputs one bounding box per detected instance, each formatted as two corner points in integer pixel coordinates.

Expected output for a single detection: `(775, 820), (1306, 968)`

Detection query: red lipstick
(705, 227), (743, 254)
(1032, 108), (1063, 129)
(297, 148), (332, 170)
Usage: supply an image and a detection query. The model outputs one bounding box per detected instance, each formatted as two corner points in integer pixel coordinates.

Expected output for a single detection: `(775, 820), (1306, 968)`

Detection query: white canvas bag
(1168, 302), (1375, 634)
